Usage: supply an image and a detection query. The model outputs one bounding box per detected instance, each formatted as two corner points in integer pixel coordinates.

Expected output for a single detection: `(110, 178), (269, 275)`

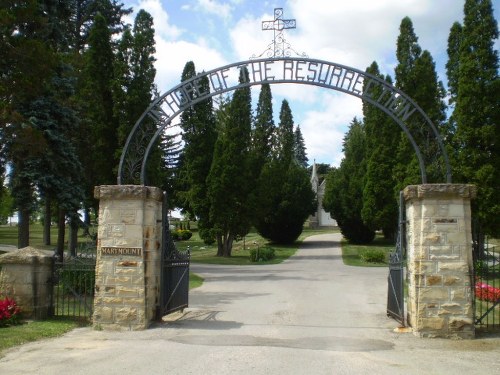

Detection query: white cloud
(298, 92), (362, 167)
(288, 0), (463, 76)
(129, 0), (183, 39)
(195, 0), (233, 19)
(155, 39), (227, 92)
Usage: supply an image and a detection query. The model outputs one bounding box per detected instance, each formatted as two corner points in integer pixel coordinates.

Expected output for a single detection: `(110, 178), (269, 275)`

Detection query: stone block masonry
(93, 185), (163, 331)
(404, 184), (476, 339)
(0, 247), (53, 319)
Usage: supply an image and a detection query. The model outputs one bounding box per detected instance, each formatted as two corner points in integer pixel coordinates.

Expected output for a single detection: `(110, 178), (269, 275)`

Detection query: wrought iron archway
(117, 57), (452, 185)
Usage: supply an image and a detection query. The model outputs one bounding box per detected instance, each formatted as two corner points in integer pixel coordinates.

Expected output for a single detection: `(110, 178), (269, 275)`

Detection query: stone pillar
(93, 185), (163, 331)
(0, 247), (53, 319)
(404, 184), (476, 339)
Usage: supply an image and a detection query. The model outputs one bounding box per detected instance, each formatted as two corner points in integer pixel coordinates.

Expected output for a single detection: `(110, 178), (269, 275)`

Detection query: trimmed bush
(170, 229), (192, 241)
(249, 247), (275, 262)
(360, 249), (386, 263)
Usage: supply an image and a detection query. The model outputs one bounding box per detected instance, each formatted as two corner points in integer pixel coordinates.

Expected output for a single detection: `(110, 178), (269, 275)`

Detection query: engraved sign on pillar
(110, 224), (125, 237)
(100, 247), (142, 256)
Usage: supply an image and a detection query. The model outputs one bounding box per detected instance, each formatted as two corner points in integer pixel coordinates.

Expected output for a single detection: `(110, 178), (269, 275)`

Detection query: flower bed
(475, 282), (500, 302)
(0, 297), (21, 327)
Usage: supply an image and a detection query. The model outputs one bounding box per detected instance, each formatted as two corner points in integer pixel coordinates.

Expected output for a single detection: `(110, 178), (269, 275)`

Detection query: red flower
(475, 282), (500, 302)
(0, 297), (21, 327)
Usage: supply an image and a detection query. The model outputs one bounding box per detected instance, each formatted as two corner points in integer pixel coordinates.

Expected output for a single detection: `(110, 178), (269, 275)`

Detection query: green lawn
(0, 318), (83, 356)
(341, 235), (395, 267)
(0, 223), (90, 251)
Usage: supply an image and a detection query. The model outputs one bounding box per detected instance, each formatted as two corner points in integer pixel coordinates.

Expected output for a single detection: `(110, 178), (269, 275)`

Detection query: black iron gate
(157, 192), (190, 319)
(387, 191), (406, 326)
(49, 242), (96, 320)
(472, 223), (500, 331)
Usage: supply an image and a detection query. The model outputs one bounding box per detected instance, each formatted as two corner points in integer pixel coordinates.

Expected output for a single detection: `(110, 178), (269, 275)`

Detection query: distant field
(0, 224), (91, 251)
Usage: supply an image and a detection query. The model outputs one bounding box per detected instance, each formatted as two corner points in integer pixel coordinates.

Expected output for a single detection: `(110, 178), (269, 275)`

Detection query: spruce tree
(276, 99), (295, 164)
(454, 0), (499, 236)
(293, 125), (308, 168)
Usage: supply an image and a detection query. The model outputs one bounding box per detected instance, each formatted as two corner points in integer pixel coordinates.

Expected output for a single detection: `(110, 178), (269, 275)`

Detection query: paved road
(1, 233), (499, 374)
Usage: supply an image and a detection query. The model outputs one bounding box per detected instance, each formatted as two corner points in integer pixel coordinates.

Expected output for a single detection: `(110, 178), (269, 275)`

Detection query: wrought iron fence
(49, 240), (96, 320)
(473, 233), (500, 332)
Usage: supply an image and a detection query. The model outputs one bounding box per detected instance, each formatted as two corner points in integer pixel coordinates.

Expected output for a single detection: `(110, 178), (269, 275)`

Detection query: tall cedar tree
(115, 10), (157, 147)
(178, 61), (217, 243)
(207, 67), (253, 257)
(112, 10), (167, 189)
(323, 118), (375, 244)
(361, 62), (399, 239)
(445, 22), (463, 171)
(80, 12), (119, 200)
(393, 17), (447, 187)
(251, 83), (275, 176)
(293, 125), (308, 168)
(392, 17), (423, 189)
(254, 100), (315, 244)
(454, 0), (499, 236)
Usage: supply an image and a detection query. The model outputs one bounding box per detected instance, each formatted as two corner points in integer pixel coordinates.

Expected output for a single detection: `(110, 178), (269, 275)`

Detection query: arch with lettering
(117, 57), (452, 185)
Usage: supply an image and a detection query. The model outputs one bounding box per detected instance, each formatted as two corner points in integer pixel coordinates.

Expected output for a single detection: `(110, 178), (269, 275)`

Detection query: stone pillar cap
(0, 246), (53, 265)
(403, 184), (477, 200)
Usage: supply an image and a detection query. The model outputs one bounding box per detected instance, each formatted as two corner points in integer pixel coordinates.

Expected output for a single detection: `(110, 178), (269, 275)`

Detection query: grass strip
(0, 318), (82, 356)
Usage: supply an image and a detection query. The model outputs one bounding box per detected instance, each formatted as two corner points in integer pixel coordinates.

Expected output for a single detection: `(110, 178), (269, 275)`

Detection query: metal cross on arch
(261, 8), (296, 57)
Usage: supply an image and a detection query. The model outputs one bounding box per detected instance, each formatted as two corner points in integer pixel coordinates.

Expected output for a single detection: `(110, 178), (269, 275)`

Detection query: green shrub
(360, 249), (386, 263)
(250, 247), (275, 262)
(170, 229), (192, 241)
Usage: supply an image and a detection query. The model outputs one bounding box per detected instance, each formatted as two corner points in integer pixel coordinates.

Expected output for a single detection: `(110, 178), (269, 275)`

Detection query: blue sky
(122, 0), (499, 167)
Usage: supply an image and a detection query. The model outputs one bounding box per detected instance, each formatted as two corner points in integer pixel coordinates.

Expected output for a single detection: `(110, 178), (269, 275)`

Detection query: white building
(309, 162), (337, 228)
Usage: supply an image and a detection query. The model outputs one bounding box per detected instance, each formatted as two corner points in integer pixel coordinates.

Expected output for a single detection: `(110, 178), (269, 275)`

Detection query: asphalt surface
(1, 233), (499, 374)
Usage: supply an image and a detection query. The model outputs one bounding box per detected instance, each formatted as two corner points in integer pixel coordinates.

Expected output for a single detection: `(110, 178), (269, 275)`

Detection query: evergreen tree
(276, 99), (295, 164)
(393, 17), (447, 186)
(69, 0), (132, 53)
(251, 83), (275, 175)
(323, 118), (375, 244)
(293, 125), (308, 168)
(361, 62), (399, 239)
(454, 0), (499, 236)
(79, 12), (119, 194)
(207, 67), (253, 256)
(254, 100), (316, 244)
(395, 17), (422, 95)
(446, 22), (463, 109)
(1, 0), (83, 248)
(177, 61), (217, 243)
(112, 9), (166, 189)
(392, 16), (423, 189)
